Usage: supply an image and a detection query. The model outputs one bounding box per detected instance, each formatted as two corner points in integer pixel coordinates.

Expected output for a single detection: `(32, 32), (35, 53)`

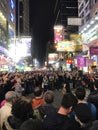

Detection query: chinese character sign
(77, 56), (86, 67)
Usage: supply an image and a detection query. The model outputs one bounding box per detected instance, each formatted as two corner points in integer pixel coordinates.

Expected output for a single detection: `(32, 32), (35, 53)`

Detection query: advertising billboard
(77, 56), (86, 67)
(8, 37), (32, 62)
(67, 18), (82, 26)
(54, 25), (64, 43)
(90, 47), (98, 55)
(57, 41), (82, 52)
(48, 53), (58, 64)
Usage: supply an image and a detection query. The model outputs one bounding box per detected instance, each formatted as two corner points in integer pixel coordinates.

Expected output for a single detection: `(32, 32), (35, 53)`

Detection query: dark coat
(43, 112), (80, 130)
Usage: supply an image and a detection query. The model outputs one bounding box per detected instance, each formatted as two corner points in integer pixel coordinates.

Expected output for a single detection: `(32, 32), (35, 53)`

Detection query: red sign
(90, 47), (98, 55)
(66, 59), (74, 64)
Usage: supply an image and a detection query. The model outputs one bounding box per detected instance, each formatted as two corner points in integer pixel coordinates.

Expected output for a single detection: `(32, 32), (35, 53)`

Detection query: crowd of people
(0, 68), (98, 130)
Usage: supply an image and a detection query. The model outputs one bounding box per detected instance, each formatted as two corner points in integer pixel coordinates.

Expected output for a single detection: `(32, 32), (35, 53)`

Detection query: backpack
(33, 108), (43, 121)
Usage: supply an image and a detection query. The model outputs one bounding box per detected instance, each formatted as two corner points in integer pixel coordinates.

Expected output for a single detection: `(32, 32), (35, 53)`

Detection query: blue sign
(9, 28), (14, 37)
(10, 13), (14, 22)
(10, 0), (14, 9)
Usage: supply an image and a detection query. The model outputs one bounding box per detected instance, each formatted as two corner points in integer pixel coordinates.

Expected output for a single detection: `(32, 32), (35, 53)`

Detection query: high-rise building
(23, 0), (29, 35)
(16, 0), (29, 36)
(0, 0), (16, 47)
(78, 0), (98, 45)
(78, 0), (98, 33)
(78, 0), (98, 71)
(54, 0), (78, 36)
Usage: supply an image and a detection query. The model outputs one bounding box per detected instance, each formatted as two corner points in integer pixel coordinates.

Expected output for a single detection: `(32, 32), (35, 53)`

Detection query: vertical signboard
(77, 56), (86, 67)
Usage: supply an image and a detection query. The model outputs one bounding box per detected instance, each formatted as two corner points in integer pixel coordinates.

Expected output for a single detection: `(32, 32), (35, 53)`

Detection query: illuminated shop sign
(48, 53), (58, 64)
(90, 47), (98, 55)
(10, 0), (14, 9)
(77, 56), (86, 67)
(66, 59), (74, 64)
(9, 37), (32, 59)
(10, 13), (14, 22)
(57, 41), (82, 52)
(54, 25), (64, 43)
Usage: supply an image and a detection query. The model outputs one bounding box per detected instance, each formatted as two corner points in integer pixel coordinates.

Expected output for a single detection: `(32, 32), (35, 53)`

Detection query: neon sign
(10, 13), (14, 22)
(10, 0), (14, 9)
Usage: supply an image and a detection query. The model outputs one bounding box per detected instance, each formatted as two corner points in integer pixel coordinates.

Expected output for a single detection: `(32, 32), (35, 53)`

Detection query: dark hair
(75, 87), (86, 100)
(44, 90), (54, 104)
(20, 119), (42, 130)
(11, 96), (33, 121)
(33, 86), (43, 97)
(61, 93), (77, 109)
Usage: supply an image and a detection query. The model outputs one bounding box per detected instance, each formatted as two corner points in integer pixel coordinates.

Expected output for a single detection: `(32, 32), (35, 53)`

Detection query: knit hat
(74, 103), (92, 123)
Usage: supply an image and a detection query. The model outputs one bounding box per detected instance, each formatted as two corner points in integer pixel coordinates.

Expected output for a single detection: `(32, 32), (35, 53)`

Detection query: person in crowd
(42, 75), (49, 92)
(64, 72), (71, 93)
(43, 93), (80, 130)
(75, 87), (96, 120)
(88, 76), (96, 93)
(0, 91), (18, 129)
(57, 72), (64, 90)
(74, 103), (98, 130)
(53, 83), (66, 109)
(87, 88), (98, 119)
(32, 86), (45, 109)
(2, 96), (34, 130)
(20, 118), (42, 130)
(33, 90), (57, 120)
(48, 74), (55, 90)
(12, 78), (24, 97)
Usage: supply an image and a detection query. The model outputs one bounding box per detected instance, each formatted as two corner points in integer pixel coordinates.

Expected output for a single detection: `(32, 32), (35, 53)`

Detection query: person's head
(33, 86), (43, 97)
(11, 96), (33, 121)
(20, 119), (42, 130)
(74, 103), (92, 124)
(75, 87), (86, 100)
(61, 93), (77, 112)
(44, 90), (54, 104)
(5, 91), (18, 104)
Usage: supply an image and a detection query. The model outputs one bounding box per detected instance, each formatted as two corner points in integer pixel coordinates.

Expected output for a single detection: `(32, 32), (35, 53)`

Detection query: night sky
(29, 0), (56, 66)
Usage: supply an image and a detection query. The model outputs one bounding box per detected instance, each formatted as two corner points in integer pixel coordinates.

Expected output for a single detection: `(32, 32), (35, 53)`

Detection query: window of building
(79, 3), (84, 13)
(85, 6), (88, 12)
(85, 0), (88, 3)
(81, 12), (84, 18)
(85, 14), (90, 22)
(82, 19), (84, 25)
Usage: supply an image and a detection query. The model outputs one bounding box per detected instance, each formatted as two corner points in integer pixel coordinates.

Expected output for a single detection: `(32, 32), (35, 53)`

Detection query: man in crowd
(0, 91), (18, 129)
(32, 86), (45, 109)
(43, 93), (80, 130)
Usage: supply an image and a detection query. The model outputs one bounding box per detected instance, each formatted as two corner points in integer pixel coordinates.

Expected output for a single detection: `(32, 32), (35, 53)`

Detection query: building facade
(78, 0), (98, 33)
(17, 0), (29, 36)
(78, 0), (98, 73)
(0, 0), (16, 48)
(54, 0), (78, 36)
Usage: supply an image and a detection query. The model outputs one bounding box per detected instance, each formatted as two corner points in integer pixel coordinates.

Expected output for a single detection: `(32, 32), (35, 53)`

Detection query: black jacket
(43, 112), (80, 130)
(2, 116), (22, 130)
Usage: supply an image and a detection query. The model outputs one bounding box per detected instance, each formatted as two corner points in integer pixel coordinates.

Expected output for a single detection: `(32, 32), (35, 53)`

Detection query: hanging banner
(90, 47), (98, 55)
(86, 58), (93, 66)
(77, 56), (86, 67)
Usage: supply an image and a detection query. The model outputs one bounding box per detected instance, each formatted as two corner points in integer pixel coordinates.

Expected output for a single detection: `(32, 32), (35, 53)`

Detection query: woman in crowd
(2, 96), (34, 130)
